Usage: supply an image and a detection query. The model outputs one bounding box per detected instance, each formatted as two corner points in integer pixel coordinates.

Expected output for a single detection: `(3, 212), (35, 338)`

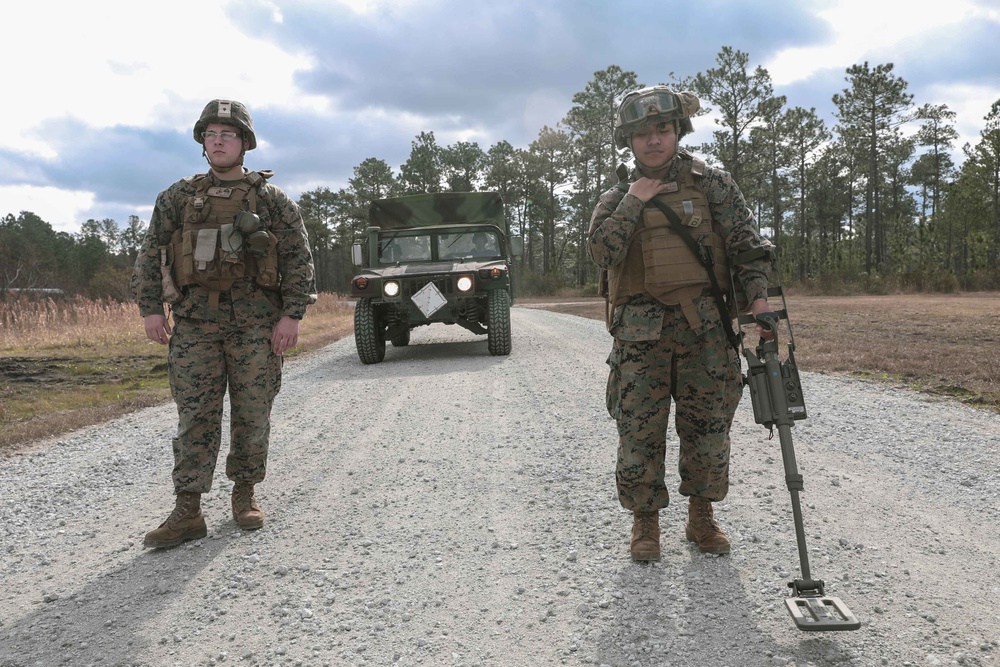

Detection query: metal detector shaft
(741, 300), (860, 631)
(755, 333), (813, 583)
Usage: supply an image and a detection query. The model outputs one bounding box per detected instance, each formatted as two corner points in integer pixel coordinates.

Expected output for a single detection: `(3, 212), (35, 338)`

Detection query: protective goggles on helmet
(618, 90), (680, 124)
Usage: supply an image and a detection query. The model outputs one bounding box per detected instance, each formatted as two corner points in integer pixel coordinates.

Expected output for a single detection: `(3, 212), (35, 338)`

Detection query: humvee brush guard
(349, 192), (523, 364)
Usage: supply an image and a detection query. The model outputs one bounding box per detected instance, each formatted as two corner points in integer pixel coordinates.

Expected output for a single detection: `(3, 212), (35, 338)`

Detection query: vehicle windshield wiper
(379, 232), (400, 259)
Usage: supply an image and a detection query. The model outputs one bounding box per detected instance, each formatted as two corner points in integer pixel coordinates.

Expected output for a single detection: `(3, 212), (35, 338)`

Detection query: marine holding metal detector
(738, 286), (861, 632)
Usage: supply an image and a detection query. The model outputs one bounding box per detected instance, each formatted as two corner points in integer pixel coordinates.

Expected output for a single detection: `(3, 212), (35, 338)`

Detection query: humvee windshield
(439, 231), (501, 260)
(378, 230), (501, 265)
(378, 233), (432, 264)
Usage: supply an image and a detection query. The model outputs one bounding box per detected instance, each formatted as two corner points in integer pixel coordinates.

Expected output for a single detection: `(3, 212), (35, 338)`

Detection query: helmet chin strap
(633, 156), (660, 172)
(202, 147), (246, 171)
(629, 142), (673, 175)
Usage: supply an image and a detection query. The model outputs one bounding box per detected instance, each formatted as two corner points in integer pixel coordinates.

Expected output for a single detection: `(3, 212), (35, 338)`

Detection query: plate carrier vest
(166, 170), (279, 308)
(605, 154), (731, 331)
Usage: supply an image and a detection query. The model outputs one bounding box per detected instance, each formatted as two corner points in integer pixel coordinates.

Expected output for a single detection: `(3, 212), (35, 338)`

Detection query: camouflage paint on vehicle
(368, 191), (504, 229)
(349, 192), (522, 364)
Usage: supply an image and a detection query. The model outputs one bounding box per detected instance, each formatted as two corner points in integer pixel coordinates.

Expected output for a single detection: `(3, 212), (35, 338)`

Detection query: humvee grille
(402, 277), (455, 298)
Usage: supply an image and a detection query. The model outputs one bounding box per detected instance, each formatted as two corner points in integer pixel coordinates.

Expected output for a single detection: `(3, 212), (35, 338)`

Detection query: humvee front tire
(487, 289), (512, 356)
(354, 298), (386, 364)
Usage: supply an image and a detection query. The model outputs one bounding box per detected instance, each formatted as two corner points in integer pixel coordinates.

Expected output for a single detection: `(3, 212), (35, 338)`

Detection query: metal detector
(739, 287), (861, 632)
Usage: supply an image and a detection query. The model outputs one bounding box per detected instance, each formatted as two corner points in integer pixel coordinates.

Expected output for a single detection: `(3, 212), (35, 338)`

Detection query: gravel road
(2, 307), (999, 667)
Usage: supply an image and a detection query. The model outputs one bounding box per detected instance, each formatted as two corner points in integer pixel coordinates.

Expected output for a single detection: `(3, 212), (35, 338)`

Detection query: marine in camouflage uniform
(588, 87), (773, 560)
(134, 99), (317, 548)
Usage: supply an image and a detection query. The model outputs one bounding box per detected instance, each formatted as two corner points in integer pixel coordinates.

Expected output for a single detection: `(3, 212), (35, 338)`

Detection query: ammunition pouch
(252, 231), (280, 289)
(175, 224), (246, 293)
(166, 170), (279, 306)
(159, 245), (182, 305)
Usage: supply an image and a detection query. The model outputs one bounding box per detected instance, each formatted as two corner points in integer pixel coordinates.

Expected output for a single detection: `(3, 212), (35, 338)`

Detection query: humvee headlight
(383, 281), (400, 297)
(456, 275), (474, 292)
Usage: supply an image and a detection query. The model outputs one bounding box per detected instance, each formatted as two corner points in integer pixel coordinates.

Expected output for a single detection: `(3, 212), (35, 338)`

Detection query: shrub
(517, 270), (564, 297)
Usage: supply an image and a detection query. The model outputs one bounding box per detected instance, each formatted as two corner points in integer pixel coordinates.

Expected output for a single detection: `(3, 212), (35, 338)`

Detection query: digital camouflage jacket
(134, 169), (317, 326)
(588, 150), (771, 342)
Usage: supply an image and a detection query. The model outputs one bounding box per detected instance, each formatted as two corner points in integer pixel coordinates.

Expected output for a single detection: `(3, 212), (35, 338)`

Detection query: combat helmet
(193, 99), (257, 150)
(614, 86), (700, 149)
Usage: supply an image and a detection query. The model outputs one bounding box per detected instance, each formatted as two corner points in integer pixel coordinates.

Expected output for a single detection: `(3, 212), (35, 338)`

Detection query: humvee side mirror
(509, 236), (524, 259)
(351, 243), (364, 267)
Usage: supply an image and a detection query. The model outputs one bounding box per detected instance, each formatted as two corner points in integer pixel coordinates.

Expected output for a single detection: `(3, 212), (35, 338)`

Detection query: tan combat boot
(144, 492), (207, 549)
(686, 496), (731, 554)
(630, 510), (661, 561)
(232, 482), (264, 530)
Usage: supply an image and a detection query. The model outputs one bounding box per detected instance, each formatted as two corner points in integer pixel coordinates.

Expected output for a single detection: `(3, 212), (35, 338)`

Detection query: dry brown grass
(0, 293), (354, 455)
(519, 292), (1000, 412)
(295, 293), (356, 352)
(1, 296), (148, 352)
(785, 293), (1000, 406)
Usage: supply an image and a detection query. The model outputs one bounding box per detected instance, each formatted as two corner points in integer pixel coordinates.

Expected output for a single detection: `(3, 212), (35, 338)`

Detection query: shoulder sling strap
(646, 197), (741, 351)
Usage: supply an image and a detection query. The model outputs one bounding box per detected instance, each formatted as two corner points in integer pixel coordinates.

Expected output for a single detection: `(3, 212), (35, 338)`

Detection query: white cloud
(0, 186), (95, 233)
(522, 89), (572, 137)
(325, 0), (427, 15)
(764, 0), (981, 86)
(923, 82), (997, 151)
(0, 0), (315, 156)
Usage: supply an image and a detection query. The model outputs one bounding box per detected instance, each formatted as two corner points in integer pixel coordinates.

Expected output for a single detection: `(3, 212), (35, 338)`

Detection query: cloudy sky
(2, 0), (999, 234)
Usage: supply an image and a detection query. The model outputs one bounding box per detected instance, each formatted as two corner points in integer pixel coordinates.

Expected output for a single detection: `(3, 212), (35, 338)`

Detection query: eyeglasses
(202, 131), (241, 143)
(618, 91), (679, 124)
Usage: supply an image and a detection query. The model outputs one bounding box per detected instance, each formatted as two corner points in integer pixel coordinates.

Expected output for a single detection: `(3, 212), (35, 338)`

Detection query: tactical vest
(606, 156), (731, 330)
(169, 170), (280, 308)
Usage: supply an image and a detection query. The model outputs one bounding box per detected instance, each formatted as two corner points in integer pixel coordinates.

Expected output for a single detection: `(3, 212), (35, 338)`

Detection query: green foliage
(964, 269), (1000, 291)
(517, 269), (565, 297)
(1, 212), (135, 299)
(832, 62), (914, 275)
(399, 131), (443, 194)
(89, 267), (133, 301)
(691, 46), (781, 187)
(441, 141), (486, 192)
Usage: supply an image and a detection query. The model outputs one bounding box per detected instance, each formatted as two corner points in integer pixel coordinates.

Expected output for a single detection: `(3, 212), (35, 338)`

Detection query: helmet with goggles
(614, 86), (700, 149)
(193, 99), (257, 150)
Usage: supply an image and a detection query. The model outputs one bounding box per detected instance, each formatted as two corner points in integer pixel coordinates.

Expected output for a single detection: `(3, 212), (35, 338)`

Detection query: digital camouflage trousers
(168, 316), (282, 494)
(606, 317), (742, 511)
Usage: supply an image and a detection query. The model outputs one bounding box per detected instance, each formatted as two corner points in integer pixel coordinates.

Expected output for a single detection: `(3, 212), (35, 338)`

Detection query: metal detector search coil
(786, 594), (861, 632)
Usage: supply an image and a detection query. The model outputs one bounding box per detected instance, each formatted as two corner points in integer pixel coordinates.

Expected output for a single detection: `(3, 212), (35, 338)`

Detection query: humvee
(349, 191), (523, 364)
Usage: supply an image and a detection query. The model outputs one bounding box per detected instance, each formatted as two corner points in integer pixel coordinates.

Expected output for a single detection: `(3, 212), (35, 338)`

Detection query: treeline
(3, 47), (1000, 299)
(0, 215), (144, 301)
